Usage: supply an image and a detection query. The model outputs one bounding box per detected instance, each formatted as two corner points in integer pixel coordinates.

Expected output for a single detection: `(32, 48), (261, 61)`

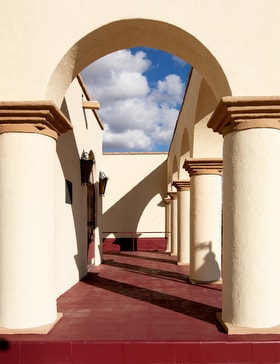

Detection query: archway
(47, 19), (230, 244)
(0, 15), (232, 331)
(46, 19), (231, 106)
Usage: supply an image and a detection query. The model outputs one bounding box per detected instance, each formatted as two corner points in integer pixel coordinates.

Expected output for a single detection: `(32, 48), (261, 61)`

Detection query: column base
(177, 261), (189, 266)
(0, 312), (63, 335)
(188, 276), (223, 285)
(216, 312), (280, 335)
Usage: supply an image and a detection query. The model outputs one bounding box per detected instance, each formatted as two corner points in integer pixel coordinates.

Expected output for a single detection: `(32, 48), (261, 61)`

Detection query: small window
(65, 180), (73, 204)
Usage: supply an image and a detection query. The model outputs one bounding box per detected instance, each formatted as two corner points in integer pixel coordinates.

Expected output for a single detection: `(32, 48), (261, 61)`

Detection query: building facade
(1, 0), (280, 334)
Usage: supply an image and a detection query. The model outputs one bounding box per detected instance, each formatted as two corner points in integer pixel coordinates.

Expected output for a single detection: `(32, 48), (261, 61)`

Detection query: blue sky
(133, 48), (190, 89)
(81, 47), (191, 152)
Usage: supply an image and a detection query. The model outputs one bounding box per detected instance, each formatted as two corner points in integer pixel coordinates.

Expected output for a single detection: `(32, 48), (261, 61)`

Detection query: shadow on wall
(103, 161), (167, 243)
(194, 241), (221, 282)
(56, 99), (88, 279)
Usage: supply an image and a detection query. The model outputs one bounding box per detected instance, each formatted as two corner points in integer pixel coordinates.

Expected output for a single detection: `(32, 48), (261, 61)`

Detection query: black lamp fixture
(80, 150), (95, 185)
(99, 171), (108, 195)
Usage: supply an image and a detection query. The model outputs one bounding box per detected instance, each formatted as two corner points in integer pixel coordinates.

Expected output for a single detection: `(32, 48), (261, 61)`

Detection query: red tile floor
(1, 251), (280, 363)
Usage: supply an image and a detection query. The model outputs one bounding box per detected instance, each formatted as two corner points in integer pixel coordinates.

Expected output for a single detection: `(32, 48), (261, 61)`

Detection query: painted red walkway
(1, 251), (280, 363)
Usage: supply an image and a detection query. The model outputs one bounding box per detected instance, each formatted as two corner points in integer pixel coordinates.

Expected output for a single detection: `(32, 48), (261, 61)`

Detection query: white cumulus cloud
(81, 49), (186, 152)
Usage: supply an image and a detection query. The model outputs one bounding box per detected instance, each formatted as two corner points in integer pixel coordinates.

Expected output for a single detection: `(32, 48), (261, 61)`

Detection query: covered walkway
(1, 251), (280, 363)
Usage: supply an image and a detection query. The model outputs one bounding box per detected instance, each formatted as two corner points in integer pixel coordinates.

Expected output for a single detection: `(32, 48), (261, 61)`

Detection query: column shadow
(82, 272), (222, 329)
(104, 251), (178, 265)
(103, 258), (187, 283)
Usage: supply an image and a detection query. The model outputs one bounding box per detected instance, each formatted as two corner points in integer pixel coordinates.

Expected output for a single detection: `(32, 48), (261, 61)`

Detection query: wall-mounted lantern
(99, 171), (108, 195)
(80, 150), (95, 185)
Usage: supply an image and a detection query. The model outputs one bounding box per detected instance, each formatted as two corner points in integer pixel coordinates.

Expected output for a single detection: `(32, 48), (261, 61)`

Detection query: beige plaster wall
(2, 1), (278, 217)
(1, 0), (280, 105)
(102, 153), (167, 240)
(54, 77), (103, 297)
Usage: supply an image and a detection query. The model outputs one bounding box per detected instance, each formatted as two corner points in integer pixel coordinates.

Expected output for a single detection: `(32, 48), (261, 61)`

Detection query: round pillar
(208, 96), (280, 333)
(184, 159), (223, 283)
(172, 180), (190, 265)
(168, 192), (178, 256)
(0, 101), (72, 329)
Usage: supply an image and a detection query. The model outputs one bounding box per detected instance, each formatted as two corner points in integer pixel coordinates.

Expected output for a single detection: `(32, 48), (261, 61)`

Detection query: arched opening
(49, 17), (230, 296)
(46, 19), (231, 105)
(192, 78), (223, 158)
(49, 19), (230, 258)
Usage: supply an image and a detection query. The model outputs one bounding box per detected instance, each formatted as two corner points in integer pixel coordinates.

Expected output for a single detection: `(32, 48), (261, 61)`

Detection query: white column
(173, 180), (190, 265)
(0, 101), (72, 330)
(164, 196), (171, 253)
(184, 159), (223, 283)
(168, 192), (178, 256)
(208, 96), (280, 333)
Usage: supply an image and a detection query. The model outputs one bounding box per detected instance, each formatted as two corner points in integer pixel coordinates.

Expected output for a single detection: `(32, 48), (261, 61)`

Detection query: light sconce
(99, 171), (108, 195)
(80, 150), (95, 185)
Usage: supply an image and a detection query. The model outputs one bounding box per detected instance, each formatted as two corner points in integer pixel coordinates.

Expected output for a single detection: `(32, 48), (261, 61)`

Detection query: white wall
(102, 153), (167, 240)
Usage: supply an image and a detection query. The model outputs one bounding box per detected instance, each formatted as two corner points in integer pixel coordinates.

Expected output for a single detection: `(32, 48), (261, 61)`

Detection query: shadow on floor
(106, 251), (178, 265)
(103, 258), (188, 283)
(83, 272), (223, 329)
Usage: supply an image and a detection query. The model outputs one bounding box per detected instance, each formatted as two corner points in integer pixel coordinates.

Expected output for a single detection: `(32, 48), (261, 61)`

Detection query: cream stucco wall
(54, 77), (104, 297)
(102, 153), (167, 240)
(2, 0), (280, 105)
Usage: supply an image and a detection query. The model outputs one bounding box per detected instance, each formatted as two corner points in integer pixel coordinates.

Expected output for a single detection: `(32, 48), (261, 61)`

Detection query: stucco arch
(192, 78), (223, 158)
(46, 19), (231, 105)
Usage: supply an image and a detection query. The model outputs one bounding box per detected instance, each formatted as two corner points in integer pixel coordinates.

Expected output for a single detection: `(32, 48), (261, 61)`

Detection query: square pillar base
(188, 276), (223, 285)
(216, 312), (280, 335)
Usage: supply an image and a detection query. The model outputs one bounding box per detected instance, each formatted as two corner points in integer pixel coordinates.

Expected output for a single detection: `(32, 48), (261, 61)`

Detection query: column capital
(0, 101), (73, 140)
(172, 180), (190, 191)
(164, 196), (171, 204)
(208, 96), (280, 136)
(168, 192), (177, 200)
(183, 158), (223, 176)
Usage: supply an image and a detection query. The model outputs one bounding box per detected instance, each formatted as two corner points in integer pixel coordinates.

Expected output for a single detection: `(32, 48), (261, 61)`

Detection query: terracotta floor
(1, 251), (280, 363)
